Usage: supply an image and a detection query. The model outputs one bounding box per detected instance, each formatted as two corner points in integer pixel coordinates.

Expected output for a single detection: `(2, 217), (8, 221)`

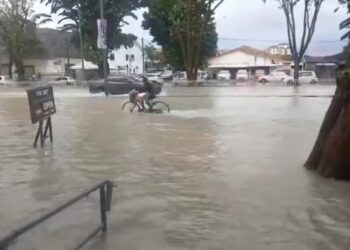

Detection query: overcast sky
(35, 0), (348, 56)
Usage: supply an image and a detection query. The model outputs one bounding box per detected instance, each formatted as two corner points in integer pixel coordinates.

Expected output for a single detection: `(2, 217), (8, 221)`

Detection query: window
(126, 55), (129, 61)
(110, 53), (115, 61)
(300, 72), (312, 77)
(131, 55), (135, 61)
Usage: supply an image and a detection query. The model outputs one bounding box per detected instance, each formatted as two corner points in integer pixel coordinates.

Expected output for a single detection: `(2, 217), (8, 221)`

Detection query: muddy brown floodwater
(0, 85), (350, 250)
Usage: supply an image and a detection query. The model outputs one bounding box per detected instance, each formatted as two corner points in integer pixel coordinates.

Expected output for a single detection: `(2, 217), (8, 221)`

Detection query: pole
(99, 185), (107, 232)
(65, 39), (70, 75)
(142, 38), (145, 74)
(78, 7), (85, 80)
(100, 0), (108, 86)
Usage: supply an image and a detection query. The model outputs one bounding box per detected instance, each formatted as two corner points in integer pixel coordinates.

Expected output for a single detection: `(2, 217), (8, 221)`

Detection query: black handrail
(0, 180), (115, 250)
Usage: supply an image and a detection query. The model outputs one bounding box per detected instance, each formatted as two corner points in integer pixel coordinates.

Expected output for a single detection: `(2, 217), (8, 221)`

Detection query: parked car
(217, 70), (231, 80)
(236, 70), (248, 81)
(161, 71), (173, 81)
(254, 70), (266, 79)
(145, 72), (163, 84)
(198, 70), (208, 80)
(284, 71), (318, 85)
(0, 75), (14, 85)
(50, 76), (76, 85)
(258, 71), (288, 83)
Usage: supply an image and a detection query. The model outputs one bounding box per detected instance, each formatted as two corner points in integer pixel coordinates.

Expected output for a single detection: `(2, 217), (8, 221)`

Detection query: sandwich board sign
(27, 86), (55, 147)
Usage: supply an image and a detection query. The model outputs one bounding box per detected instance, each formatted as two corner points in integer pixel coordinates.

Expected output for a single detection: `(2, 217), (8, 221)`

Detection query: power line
(218, 37), (348, 43)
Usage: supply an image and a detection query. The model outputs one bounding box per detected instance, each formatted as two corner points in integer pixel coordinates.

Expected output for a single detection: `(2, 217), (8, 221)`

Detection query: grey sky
(35, 0), (348, 56)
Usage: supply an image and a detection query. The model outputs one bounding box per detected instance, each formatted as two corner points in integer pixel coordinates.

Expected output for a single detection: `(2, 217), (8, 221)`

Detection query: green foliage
(143, 0), (222, 78)
(0, 0), (48, 80)
(339, 0), (350, 40)
(144, 44), (165, 63)
(41, 0), (146, 64)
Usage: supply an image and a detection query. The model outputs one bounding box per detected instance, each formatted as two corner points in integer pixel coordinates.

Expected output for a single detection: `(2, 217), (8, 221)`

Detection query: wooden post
(48, 117), (53, 142)
(33, 121), (43, 148)
(34, 118), (53, 148)
(43, 117), (53, 142)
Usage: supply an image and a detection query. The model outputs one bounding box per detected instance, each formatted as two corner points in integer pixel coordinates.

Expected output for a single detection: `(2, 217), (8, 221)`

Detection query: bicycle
(121, 94), (170, 114)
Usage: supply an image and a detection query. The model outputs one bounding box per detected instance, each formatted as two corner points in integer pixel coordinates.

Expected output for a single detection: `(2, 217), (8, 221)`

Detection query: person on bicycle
(140, 76), (157, 111)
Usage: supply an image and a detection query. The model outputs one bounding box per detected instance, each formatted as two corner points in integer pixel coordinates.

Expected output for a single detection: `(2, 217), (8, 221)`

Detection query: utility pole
(99, 0), (108, 86)
(78, 7), (85, 80)
(65, 38), (70, 76)
(141, 38), (145, 74)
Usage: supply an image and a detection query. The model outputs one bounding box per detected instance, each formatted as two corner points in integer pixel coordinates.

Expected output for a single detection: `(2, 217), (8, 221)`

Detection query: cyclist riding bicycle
(139, 76), (157, 111)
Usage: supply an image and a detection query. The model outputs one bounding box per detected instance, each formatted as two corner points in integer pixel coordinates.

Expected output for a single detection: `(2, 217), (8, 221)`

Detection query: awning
(315, 63), (337, 66)
(208, 64), (279, 69)
(71, 61), (98, 70)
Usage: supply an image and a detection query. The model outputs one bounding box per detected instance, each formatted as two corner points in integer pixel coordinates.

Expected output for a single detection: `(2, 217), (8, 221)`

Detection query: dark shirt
(143, 80), (156, 96)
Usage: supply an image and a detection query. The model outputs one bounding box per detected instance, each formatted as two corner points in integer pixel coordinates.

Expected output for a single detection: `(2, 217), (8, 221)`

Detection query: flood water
(0, 85), (350, 250)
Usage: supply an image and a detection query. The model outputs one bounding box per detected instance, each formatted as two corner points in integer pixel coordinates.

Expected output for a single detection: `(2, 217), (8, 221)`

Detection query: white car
(284, 71), (318, 85)
(0, 75), (14, 85)
(258, 71), (288, 83)
(145, 72), (163, 84)
(217, 70), (231, 80)
(236, 70), (248, 81)
(51, 76), (76, 85)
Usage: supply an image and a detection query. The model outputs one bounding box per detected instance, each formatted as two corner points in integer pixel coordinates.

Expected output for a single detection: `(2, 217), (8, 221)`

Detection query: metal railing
(0, 180), (115, 250)
(164, 77), (338, 87)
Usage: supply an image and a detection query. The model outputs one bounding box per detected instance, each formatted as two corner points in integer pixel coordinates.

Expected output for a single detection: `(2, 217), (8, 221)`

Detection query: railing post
(105, 181), (114, 212)
(99, 184), (107, 232)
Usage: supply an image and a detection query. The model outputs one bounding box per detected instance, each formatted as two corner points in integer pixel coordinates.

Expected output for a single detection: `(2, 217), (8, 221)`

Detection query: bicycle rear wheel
(122, 101), (140, 113)
(151, 101), (170, 113)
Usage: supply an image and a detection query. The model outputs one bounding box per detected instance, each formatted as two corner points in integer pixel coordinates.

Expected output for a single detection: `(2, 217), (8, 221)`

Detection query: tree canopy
(0, 0), (49, 80)
(143, 0), (223, 80)
(41, 0), (146, 65)
(339, 0), (350, 40)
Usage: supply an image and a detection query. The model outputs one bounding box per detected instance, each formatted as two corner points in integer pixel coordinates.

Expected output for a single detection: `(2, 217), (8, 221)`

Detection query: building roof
(304, 53), (345, 64)
(216, 46), (292, 62)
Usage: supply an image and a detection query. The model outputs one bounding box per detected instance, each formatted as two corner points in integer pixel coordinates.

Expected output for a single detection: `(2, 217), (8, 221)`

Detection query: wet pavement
(0, 85), (350, 250)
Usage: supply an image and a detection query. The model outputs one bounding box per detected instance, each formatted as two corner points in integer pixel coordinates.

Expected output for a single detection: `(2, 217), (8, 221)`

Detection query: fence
(0, 180), (115, 250)
(165, 77), (337, 87)
(8, 81), (93, 88)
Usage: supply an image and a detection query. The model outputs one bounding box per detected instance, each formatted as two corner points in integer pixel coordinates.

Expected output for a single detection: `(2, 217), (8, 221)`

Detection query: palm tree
(339, 0), (350, 40)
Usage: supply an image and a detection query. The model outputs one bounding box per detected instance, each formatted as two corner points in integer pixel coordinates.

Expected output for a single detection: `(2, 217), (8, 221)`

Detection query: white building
(108, 40), (144, 75)
(267, 43), (291, 56)
(208, 46), (291, 78)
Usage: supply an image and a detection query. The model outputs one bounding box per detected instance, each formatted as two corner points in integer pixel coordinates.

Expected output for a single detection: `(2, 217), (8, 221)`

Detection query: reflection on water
(0, 86), (350, 250)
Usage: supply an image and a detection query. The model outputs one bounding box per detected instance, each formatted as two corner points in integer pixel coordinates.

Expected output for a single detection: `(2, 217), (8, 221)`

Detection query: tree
(263, 0), (324, 85)
(42, 0), (145, 75)
(304, 1), (350, 180)
(339, 0), (350, 40)
(0, 0), (49, 80)
(143, 0), (223, 81)
(144, 44), (166, 63)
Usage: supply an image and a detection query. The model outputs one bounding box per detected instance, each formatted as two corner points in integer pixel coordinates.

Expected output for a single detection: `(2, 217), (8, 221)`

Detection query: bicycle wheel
(151, 101), (170, 113)
(122, 101), (140, 113)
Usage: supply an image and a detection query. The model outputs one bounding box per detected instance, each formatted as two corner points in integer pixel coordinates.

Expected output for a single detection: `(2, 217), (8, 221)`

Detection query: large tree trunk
(305, 76), (350, 180)
(14, 57), (25, 81)
(293, 59), (300, 86)
(8, 57), (13, 79)
(304, 86), (343, 170)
